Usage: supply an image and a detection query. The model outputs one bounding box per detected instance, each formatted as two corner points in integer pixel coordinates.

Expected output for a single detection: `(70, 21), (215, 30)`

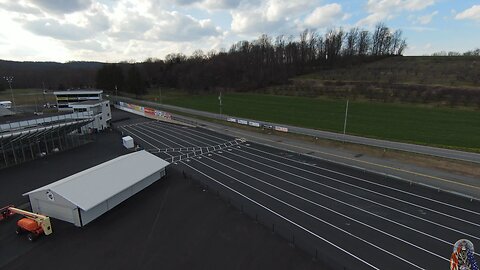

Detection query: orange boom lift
(0, 205), (53, 242)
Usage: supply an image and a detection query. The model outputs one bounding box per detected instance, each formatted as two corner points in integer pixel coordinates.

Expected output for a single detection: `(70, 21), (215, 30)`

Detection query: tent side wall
(28, 191), (81, 226)
(79, 168), (165, 226)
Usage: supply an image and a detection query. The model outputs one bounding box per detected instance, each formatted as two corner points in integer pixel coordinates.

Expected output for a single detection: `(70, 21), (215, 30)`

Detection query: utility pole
(218, 90), (223, 116)
(3, 76), (15, 112)
(158, 87), (162, 103)
(42, 82), (47, 105)
(34, 94), (39, 113)
(343, 99), (349, 140)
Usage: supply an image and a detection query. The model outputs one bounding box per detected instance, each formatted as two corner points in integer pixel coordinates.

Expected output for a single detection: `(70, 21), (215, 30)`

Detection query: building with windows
(53, 90), (111, 132)
(54, 90), (103, 110)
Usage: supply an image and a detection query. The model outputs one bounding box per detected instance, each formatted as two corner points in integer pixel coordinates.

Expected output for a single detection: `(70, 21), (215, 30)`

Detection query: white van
(0, 101), (12, 109)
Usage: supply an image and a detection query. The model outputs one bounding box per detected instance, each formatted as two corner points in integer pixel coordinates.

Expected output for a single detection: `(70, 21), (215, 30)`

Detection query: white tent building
(24, 150), (169, 227)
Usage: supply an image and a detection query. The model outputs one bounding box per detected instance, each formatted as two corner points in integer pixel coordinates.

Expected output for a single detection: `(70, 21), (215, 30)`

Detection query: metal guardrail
(109, 96), (480, 164)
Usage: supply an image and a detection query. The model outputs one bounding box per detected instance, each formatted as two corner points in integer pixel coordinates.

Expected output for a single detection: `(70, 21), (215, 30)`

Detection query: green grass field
(161, 93), (480, 152)
(0, 88), (56, 106)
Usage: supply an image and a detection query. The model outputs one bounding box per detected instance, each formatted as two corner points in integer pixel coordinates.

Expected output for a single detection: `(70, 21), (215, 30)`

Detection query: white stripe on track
(215, 151), (480, 259)
(201, 155), (445, 265)
(159, 120), (480, 218)
(182, 161), (382, 270)
(134, 125), (186, 148)
(225, 149), (480, 242)
(236, 147), (480, 229)
(146, 121), (480, 232)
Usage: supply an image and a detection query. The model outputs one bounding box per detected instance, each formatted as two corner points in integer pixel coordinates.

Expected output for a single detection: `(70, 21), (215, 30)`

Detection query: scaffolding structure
(0, 112), (94, 169)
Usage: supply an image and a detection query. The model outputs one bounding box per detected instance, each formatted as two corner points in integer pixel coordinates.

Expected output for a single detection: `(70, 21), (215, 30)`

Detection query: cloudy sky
(0, 0), (479, 62)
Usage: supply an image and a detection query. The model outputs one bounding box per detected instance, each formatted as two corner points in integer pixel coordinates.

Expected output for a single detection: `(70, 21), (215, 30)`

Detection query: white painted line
(181, 161), (381, 270)
(163, 123), (480, 247)
(245, 145), (480, 218)
(121, 126), (174, 158)
(161, 123), (480, 218)
(192, 158), (426, 268)
(239, 147), (480, 229)
(166, 120), (480, 208)
(144, 121), (216, 147)
(215, 152), (472, 251)
(135, 124), (186, 148)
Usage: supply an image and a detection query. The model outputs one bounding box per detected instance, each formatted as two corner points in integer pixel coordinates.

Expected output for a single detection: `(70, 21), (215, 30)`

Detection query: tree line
(432, 48), (480, 57)
(96, 23), (407, 95)
(0, 61), (101, 90)
(1, 23), (407, 94)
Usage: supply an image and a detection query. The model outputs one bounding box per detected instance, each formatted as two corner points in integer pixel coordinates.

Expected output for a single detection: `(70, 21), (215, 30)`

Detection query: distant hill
(299, 56), (480, 87)
(0, 60), (104, 89)
(260, 56), (480, 108)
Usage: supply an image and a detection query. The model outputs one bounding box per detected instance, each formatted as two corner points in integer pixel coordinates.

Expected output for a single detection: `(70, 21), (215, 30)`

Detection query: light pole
(3, 76), (15, 111)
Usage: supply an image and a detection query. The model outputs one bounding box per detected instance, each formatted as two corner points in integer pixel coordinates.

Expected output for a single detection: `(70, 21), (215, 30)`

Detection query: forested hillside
(0, 60), (101, 89)
(2, 23), (406, 94)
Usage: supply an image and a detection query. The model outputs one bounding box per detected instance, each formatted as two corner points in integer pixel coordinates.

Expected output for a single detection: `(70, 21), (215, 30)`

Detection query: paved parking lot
(118, 118), (480, 270)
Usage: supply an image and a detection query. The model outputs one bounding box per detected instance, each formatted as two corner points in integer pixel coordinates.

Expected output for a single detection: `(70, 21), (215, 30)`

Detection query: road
(116, 117), (480, 270)
(111, 96), (480, 164)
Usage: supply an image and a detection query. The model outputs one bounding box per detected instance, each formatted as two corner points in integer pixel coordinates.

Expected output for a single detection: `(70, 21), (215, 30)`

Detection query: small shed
(24, 150), (169, 227)
(122, 136), (134, 149)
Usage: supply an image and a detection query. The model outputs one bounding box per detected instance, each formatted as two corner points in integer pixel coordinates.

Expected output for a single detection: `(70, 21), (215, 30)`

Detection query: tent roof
(24, 150), (169, 211)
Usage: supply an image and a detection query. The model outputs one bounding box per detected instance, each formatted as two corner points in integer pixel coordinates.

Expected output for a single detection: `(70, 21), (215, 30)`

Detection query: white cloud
(404, 26), (436, 32)
(22, 4), (110, 41)
(455, 5), (480, 22)
(417, 10), (438, 25)
(171, 0), (243, 9)
(231, 0), (323, 35)
(304, 3), (344, 28)
(357, 0), (435, 26)
(357, 12), (391, 26)
(366, 0), (435, 14)
(4, 0), (464, 62)
(146, 11), (221, 41)
(0, 1), (41, 15)
(24, 18), (94, 40)
(110, 14), (154, 41)
(27, 0), (92, 14)
(64, 40), (107, 52)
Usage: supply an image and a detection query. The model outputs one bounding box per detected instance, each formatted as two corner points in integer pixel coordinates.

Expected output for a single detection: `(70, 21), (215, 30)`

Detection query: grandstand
(0, 112), (95, 168)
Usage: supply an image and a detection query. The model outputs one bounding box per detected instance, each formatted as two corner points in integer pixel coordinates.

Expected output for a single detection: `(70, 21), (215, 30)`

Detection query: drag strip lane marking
(214, 151), (479, 253)
(181, 161), (382, 270)
(201, 155), (446, 265)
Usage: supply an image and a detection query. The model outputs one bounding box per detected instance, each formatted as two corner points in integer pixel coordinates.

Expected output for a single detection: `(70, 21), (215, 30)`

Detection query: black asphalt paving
(1, 110), (322, 270)
(117, 117), (480, 270)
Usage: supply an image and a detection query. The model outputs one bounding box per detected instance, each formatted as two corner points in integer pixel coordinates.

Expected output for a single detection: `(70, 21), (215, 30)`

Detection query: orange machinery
(1, 205), (53, 242)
